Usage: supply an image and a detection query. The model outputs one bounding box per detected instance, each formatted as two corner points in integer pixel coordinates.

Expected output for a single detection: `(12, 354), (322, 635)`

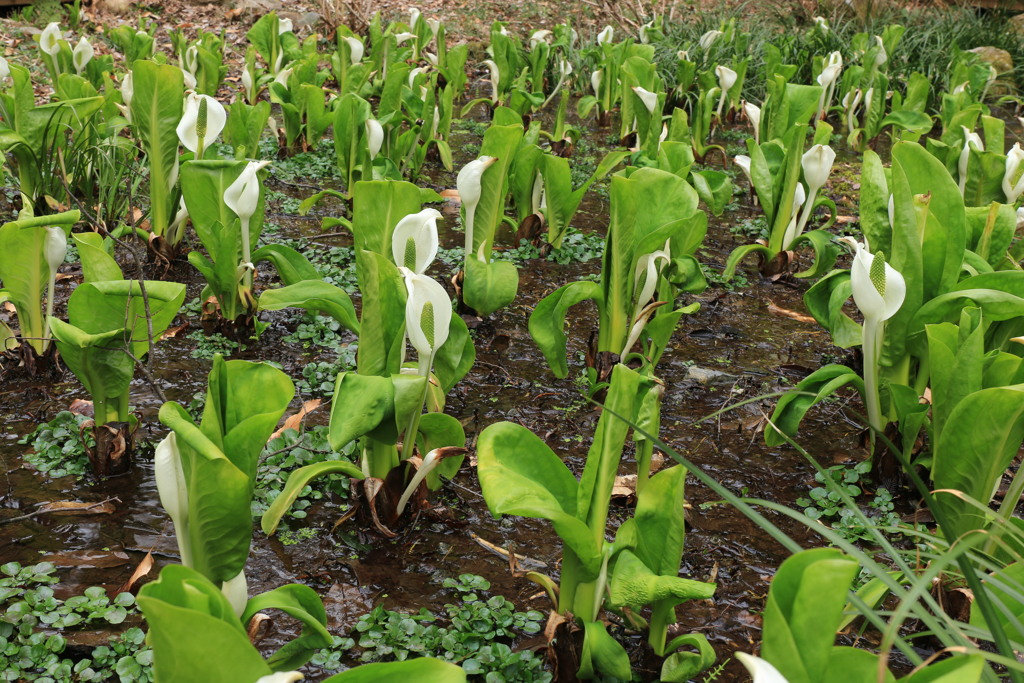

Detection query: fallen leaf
(69, 398), (94, 416)
(42, 550), (130, 569)
(55, 273), (76, 282)
(158, 323), (189, 341)
(270, 399), (322, 440)
(440, 188), (461, 202)
(116, 552), (154, 594)
(246, 613), (272, 644)
(611, 474), (637, 500)
(37, 500), (116, 515)
(766, 301), (816, 324)
(835, 215), (857, 224)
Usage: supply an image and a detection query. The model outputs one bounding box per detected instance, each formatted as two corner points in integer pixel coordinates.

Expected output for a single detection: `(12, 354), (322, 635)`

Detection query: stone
(967, 46), (1013, 75)
(1011, 13), (1024, 37)
(686, 365), (738, 387)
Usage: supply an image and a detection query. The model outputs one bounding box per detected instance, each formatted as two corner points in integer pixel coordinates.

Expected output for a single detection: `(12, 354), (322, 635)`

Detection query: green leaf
(932, 384), (1024, 540)
(322, 659), (468, 682)
(138, 566), (271, 683)
(761, 548), (859, 683)
(690, 169), (732, 217)
(0, 210), (79, 354)
(608, 550), (715, 609)
(463, 257), (518, 317)
(328, 372), (395, 450)
(766, 365), (864, 446)
(477, 421), (601, 577)
(433, 313), (475, 393)
(897, 656), (985, 683)
(528, 281), (601, 378)
(578, 620), (631, 681)
(261, 460), (365, 535)
(48, 320), (134, 419)
(790, 229), (840, 279)
(72, 233), (123, 282)
(242, 584), (332, 670)
(823, 647), (893, 683)
(258, 281), (359, 335)
(67, 280), (186, 358)
(129, 61), (184, 237)
(660, 633), (717, 682)
(251, 243), (321, 285)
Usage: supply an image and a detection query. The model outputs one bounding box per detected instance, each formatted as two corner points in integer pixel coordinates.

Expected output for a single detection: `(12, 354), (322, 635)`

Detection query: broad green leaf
(433, 313), (475, 393)
(328, 372), (395, 450)
(578, 620), (631, 681)
(48, 320), (134, 420)
(159, 402), (255, 583)
(608, 550), (715, 609)
(761, 548), (859, 683)
(129, 61), (184, 237)
(660, 633), (716, 683)
(258, 281), (359, 335)
(477, 421), (602, 577)
(67, 280), (186, 358)
(932, 384), (1024, 540)
(463, 257), (518, 317)
(897, 656), (985, 683)
(766, 365), (864, 446)
(528, 280), (601, 378)
(262, 460), (365, 535)
(322, 659), (468, 682)
(823, 647), (893, 683)
(0, 210), (79, 354)
(72, 232), (123, 282)
(251, 243), (320, 285)
(242, 583), (331, 671)
(138, 566), (271, 683)
(690, 170), (732, 217)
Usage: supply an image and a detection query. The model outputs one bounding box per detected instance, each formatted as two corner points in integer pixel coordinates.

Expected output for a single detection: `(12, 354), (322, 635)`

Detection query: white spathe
(43, 227), (66, 278)
(958, 126), (984, 195)
(457, 156), (496, 259)
(735, 653), (789, 683)
(743, 101), (761, 144)
(845, 238), (905, 324)
(39, 23), (61, 56)
(344, 36), (364, 64)
(699, 29), (722, 50)
(224, 160), (272, 265)
(633, 86), (658, 116)
(154, 433), (191, 567)
(404, 273), (452, 361)
(72, 37), (93, 75)
(392, 208), (442, 274)
(597, 25), (614, 44)
(1003, 142), (1024, 203)
(365, 119), (384, 159)
(176, 92), (227, 155)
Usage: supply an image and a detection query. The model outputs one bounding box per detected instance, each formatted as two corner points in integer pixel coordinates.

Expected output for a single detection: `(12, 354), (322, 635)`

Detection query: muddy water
(0, 119), (872, 682)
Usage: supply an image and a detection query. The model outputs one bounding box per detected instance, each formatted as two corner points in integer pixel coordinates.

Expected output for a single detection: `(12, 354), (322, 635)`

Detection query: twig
(0, 497), (119, 525)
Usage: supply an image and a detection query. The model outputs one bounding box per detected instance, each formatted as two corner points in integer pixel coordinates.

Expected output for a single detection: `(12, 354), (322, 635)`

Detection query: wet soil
(0, 111), (903, 682)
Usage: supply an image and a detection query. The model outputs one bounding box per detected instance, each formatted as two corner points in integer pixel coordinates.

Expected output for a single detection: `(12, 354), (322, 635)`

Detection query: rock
(968, 46), (1013, 75)
(686, 365), (738, 387)
(1011, 14), (1024, 38)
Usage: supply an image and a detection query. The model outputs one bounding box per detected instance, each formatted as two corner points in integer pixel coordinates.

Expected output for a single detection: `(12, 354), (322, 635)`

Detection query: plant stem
(862, 316), (885, 447)
(399, 354), (434, 463)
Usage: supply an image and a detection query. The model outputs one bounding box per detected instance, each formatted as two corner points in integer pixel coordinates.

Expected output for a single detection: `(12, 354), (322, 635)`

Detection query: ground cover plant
(0, 0), (1022, 681)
